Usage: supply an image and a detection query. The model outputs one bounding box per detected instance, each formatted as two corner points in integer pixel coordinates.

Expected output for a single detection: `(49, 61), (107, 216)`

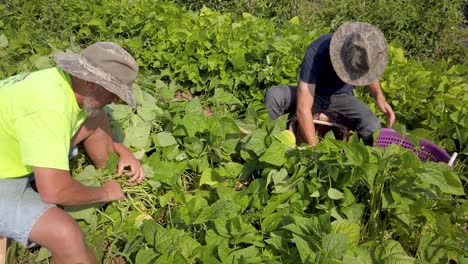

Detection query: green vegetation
(1, 0), (467, 263)
(176, 0), (468, 64)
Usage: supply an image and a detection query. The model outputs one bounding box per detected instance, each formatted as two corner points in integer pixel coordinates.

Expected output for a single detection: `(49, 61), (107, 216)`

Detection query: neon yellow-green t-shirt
(0, 67), (87, 178)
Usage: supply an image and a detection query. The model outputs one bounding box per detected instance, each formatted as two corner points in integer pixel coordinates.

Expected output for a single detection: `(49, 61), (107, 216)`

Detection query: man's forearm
(367, 80), (385, 99)
(296, 110), (317, 146)
(34, 167), (114, 206)
(48, 181), (109, 206)
(113, 141), (133, 158)
(296, 80), (318, 146)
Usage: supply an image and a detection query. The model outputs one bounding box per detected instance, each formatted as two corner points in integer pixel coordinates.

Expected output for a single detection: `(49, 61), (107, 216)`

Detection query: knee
(367, 117), (382, 134)
(358, 115), (381, 137)
(50, 216), (85, 245)
(30, 208), (86, 252)
(29, 208), (96, 263)
(264, 86), (285, 105)
(264, 85), (294, 119)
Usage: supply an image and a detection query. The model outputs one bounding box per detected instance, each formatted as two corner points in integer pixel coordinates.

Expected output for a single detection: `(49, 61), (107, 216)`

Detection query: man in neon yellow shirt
(0, 42), (145, 263)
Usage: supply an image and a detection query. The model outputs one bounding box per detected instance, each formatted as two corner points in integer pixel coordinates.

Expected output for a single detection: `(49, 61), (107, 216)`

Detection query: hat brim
(54, 53), (137, 108)
(330, 22), (388, 86)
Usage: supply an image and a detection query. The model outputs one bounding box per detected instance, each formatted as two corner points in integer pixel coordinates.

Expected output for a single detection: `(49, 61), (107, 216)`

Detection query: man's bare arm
(296, 80), (318, 146)
(33, 167), (124, 206)
(367, 80), (395, 127)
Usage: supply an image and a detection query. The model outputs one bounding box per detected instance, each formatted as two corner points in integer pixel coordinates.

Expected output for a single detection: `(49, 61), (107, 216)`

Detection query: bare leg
(71, 110), (114, 168)
(29, 207), (97, 264)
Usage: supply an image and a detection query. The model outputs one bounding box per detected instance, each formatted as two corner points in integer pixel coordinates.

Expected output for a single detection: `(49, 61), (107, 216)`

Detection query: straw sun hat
(330, 22), (388, 86)
(54, 42), (139, 108)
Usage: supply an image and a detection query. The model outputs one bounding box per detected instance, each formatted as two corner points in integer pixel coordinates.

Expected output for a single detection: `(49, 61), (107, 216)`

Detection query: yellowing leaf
(274, 130), (296, 147)
(289, 16), (300, 25)
(135, 212), (153, 228)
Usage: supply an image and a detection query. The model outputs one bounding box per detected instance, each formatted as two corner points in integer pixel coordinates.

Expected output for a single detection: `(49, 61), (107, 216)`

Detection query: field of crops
(1, 0), (467, 263)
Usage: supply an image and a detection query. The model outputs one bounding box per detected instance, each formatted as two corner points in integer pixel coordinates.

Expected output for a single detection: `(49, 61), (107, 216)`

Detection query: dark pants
(264, 85), (381, 145)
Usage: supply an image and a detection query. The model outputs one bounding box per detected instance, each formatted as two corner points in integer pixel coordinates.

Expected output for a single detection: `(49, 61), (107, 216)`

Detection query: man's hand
(114, 142), (145, 183)
(376, 99), (395, 127)
(101, 180), (125, 201)
(367, 80), (396, 127)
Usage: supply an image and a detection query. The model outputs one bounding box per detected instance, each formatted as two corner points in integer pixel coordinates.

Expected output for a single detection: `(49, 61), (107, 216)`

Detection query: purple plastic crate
(418, 139), (451, 163)
(376, 128), (417, 152)
(376, 128), (451, 163)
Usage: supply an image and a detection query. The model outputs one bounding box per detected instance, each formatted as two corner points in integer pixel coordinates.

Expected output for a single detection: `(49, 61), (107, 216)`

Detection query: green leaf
(155, 132), (177, 147)
(259, 141), (286, 166)
(124, 125), (151, 149)
(371, 240), (415, 263)
(227, 246), (260, 263)
(343, 188), (356, 206)
(267, 168), (288, 185)
(137, 106), (158, 122)
(35, 247), (52, 262)
(222, 162), (243, 179)
(342, 141), (370, 165)
(417, 235), (460, 263)
(331, 220), (361, 247)
(328, 188), (344, 200)
(343, 246), (373, 264)
(135, 249), (158, 264)
(73, 165), (100, 187)
(185, 98), (203, 115)
(181, 114), (206, 137)
(155, 252), (189, 264)
(418, 162), (464, 195)
(262, 212), (282, 233)
(192, 199), (241, 225)
(293, 234), (316, 263)
(341, 203), (365, 223)
(34, 56), (52, 70)
(142, 219), (160, 246)
(65, 205), (99, 224)
(212, 88), (243, 105)
(436, 213), (454, 238)
(0, 34), (8, 48)
(106, 104), (132, 120)
(155, 161), (186, 185)
(199, 168), (221, 187)
(151, 227), (201, 259)
(322, 233), (348, 259)
(265, 234), (291, 254)
(230, 50), (245, 69)
(240, 129), (268, 160)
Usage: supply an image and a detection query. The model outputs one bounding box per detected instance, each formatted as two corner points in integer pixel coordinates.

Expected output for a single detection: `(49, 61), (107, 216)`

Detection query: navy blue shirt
(299, 33), (354, 96)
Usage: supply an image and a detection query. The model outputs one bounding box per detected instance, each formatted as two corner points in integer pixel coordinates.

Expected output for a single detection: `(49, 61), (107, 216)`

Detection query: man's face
(82, 83), (120, 115)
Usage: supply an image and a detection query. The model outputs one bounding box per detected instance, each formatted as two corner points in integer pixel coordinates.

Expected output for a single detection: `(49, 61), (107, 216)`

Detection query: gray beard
(82, 97), (100, 117)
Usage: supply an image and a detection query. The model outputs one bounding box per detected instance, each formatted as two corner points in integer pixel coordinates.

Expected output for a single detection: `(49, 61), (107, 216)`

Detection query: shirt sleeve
(299, 34), (334, 85)
(14, 109), (71, 171)
(299, 44), (322, 84)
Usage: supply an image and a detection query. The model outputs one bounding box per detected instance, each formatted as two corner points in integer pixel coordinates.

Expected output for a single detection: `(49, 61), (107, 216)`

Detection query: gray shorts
(0, 175), (56, 248)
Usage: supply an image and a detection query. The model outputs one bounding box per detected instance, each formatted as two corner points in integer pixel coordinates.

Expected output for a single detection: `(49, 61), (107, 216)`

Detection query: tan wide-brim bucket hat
(54, 42), (139, 108)
(330, 22), (388, 86)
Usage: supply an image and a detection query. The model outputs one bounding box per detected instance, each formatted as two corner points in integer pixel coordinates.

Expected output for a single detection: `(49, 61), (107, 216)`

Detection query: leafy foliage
(175, 0), (467, 64)
(1, 0), (467, 263)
